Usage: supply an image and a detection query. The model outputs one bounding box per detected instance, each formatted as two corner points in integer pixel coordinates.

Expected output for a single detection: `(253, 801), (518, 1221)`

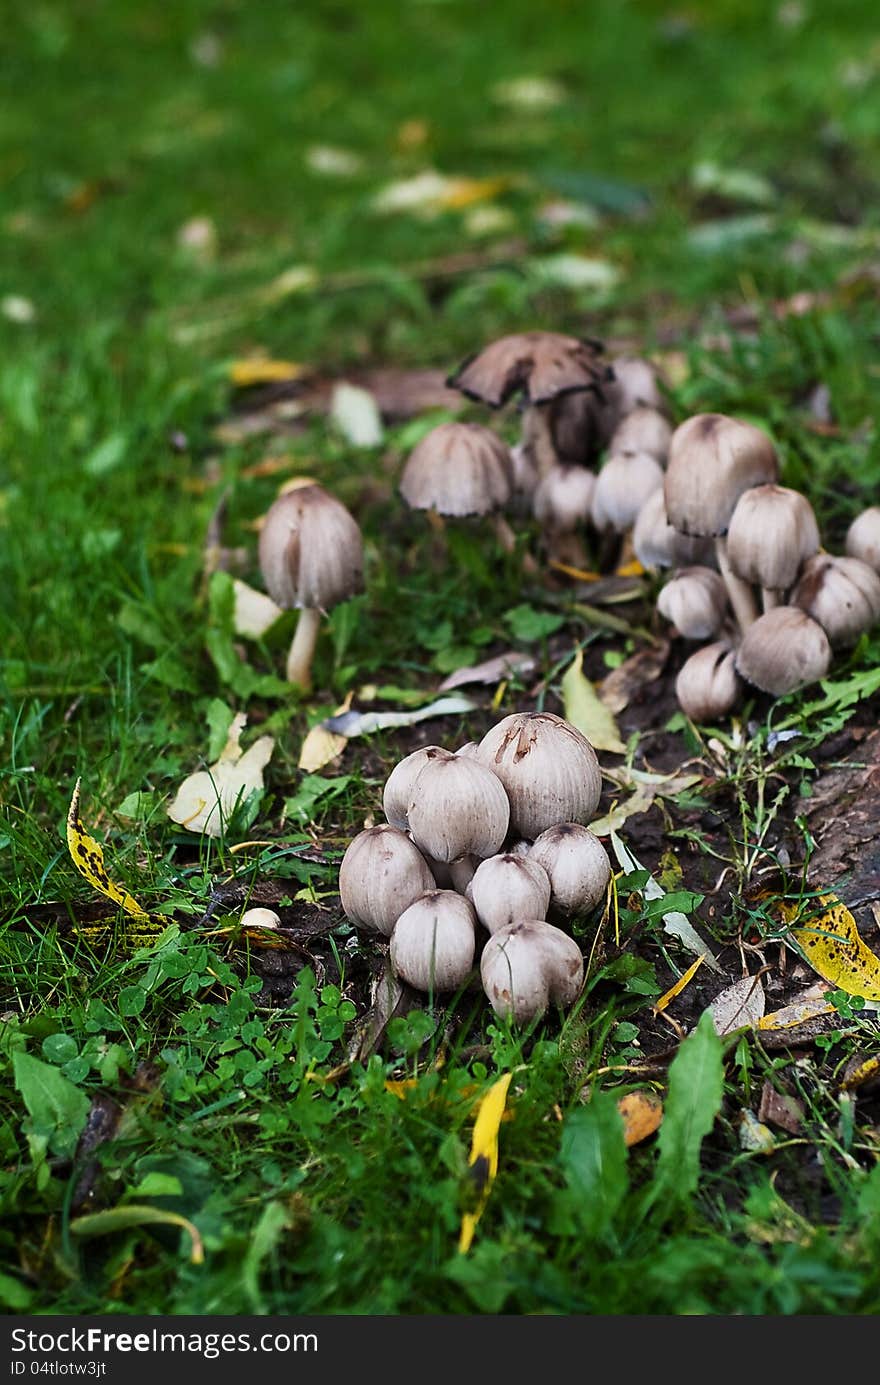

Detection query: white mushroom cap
(734, 606), (831, 696)
(605, 356), (667, 419)
(792, 554), (880, 647)
(529, 823), (611, 918)
(845, 507), (880, 573)
(657, 566), (730, 640)
(407, 754), (511, 863)
(664, 413), (779, 538)
(339, 825), (437, 936)
(383, 746), (453, 831)
(532, 464), (596, 534)
(480, 920), (584, 1023)
(476, 712), (602, 839)
(609, 406), (673, 464)
(390, 890), (476, 993)
(633, 489), (715, 570)
(591, 451), (664, 533)
(468, 854), (552, 934)
(258, 482), (364, 611)
(674, 641), (742, 722)
(725, 484), (820, 593)
(240, 907), (282, 930)
(400, 422), (513, 517)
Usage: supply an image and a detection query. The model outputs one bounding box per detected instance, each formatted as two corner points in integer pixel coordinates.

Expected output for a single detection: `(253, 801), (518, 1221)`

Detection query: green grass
(2, 0), (880, 1315)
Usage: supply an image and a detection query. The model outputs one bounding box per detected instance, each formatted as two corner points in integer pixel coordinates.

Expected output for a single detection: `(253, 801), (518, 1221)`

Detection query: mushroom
(383, 746), (453, 831)
(468, 854), (552, 934)
(480, 920), (584, 1023)
(532, 463), (596, 568)
(475, 711), (602, 839)
(258, 480), (364, 689)
(399, 421), (516, 552)
(390, 890), (476, 993)
(792, 554), (880, 647)
(632, 489), (715, 570)
(845, 507), (880, 573)
(339, 824), (437, 936)
(725, 484), (820, 612)
(590, 451), (664, 534)
(664, 414), (779, 631)
(604, 355), (668, 420)
(529, 823), (611, 918)
(657, 566), (730, 641)
(734, 607), (831, 696)
(447, 330), (612, 478)
(240, 907), (282, 931)
(406, 754), (511, 863)
(674, 641), (742, 722)
(550, 356), (668, 463)
(608, 406), (672, 464)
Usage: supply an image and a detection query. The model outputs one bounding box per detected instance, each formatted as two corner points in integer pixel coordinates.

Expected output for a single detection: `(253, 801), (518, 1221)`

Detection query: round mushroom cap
(665, 414), (779, 538)
(390, 890), (476, 993)
(675, 641), (742, 722)
(400, 422), (513, 517)
(845, 507), (880, 573)
(383, 746), (453, 831)
(609, 406), (673, 464)
(726, 484), (820, 593)
(476, 712), (602, 839)
(407, 754), (511, 863)
(734, 606), (831, 696)
(532, 463), (596, 533)
(480, 920), (584, 1023)
(633, 489), (715, 570)
(447, 331), (611, 408)
(529, 823), (611, 918)
(339, 824), (437, 936)
(591, 451), (664, 533)
(468, 854), (552, 934)
(606, 356), (668, 419)
(792, 553), (880, 648)
(258, 482), (364, 611)
(657, 566), (730, 641)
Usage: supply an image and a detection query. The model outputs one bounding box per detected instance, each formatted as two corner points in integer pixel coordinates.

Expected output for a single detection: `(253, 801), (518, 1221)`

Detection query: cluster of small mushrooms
(338, 711), (612, 1023)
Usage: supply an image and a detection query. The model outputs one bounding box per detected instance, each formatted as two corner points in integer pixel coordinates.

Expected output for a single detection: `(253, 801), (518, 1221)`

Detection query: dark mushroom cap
(448, 331), (611, 408)
(665, 413), (779, 538)
(258, 482), (364, 611)
(726, 484), (820, 592)
(400, 422), (513, 516)
(734, 606), (831, 696)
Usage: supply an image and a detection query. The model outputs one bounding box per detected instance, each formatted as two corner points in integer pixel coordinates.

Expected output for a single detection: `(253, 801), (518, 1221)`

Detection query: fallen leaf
(298, 693), (354, 772)
(232, 579), (284, 639)
(598, 641), (670, 713)
(491, 75), (566, 108)
(758, 1081), (804, 1134)
(305, 145), (364, 176)
(562, 648), (626, 753)
(783, 894), (880, 1002)
(371, 171), (511, 218)
(691, 160), (776, 206)
(321, 694), (478, 739)
(329, 382), (383, 447)
(655, 955), (706, 1013)
(176, 216), (217, 263)
(610, 833), (722, 973)
(589, 785), (656, 837)
(167, 714), (274, 837)
(708, 974), (766, 1036)
(738, 1110), (775, 1153)
(71, 1206), (203, 1265)
(229, 358), (306, 387)
(67, 781), (149, 921)
(840, 1054), (880, 1093)
(459, 1072), (513, 1254)
(438, 651), (536, 692)
(529, 254), (619, 292)
(617, 1091), (663, 1146)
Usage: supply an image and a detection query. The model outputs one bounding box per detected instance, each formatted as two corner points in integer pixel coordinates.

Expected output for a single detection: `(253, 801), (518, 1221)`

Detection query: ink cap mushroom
(674, 640), (742, 722)
(406, 753), (511, 863)
(390, 890), (476, 993)
(481, 919), (585, 1023)
(734, 606), (831, 696)
(258, 479), (364, 689)
(528, 823), (611, 919)
(468, 853), (552, 934)
(339, 824), (436, 936)
(475, 711), (602, 840)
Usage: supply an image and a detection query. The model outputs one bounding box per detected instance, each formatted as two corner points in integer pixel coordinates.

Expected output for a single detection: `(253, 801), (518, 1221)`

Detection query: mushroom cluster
(338, 711), (614, 1024)
(400, 331), (672, 569)
(640, 413), (880, 721)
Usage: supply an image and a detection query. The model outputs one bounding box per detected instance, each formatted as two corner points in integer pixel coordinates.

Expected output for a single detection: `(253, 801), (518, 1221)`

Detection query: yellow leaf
(298, 692), (353, 772)
(458, 1072), (512, 1254)
(617, 1091), (663, 1146)
(228, 358), (305, 387)
(784, 894), (880, 1002)
(562, 648), (626, 754)
(654, 954), (705, 1013)
(438, 175), (512, 210)
(66, 780), (149, 921)
(615, 559), (645, 578)
(758, 996), (835, 1031)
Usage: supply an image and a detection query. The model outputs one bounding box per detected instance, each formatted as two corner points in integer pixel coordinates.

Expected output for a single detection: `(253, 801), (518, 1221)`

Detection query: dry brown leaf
(599, 641), (671, 714)
(708, 974), (766, 1036)
(617, 1091), (663, 1147)
(298, 693), (354, 773)
(757, 1081), (804, 1134)
(167, 714), (274, 837)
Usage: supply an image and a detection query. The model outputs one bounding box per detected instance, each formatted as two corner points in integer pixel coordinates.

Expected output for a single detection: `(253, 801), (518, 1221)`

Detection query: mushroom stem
(523, 404), (558, 478)
(761, 588), (782, 613)
(492, 513), (518, 553)
(285, 606), (322, 688)
(715, 534), (758, 632)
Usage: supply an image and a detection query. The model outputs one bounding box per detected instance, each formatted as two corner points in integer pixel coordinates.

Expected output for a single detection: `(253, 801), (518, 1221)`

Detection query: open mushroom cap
(657, 566), (730, 641)
(390, 890), (476, 993)
(529, 823), (611, 918)
(675, 640), (742, 722)
(725, 484), (820, 593)
(591, 451), (664, 533)
(609, 406), (673, 464)
(339, 824), (437, 936)
(792, 553), (880, 648)
(447, 331), (611, 408)
(475, 711), (602, 839)
(400, 421), (513, 517)
(665, 414), (779, 538)
(532, 463), (596, 533)
(633, 489), (715, 570)
(480, 919), (584, 1023)
(407, 754), (511, 863)
(258, 482), (364, 611)
(845, 506), (880, 573)
(734, 606), (831, 696)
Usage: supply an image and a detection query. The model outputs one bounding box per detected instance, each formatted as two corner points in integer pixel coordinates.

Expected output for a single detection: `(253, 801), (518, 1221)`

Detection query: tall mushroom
(258, 480), (364, 689)
(725, 484), (820, 613)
